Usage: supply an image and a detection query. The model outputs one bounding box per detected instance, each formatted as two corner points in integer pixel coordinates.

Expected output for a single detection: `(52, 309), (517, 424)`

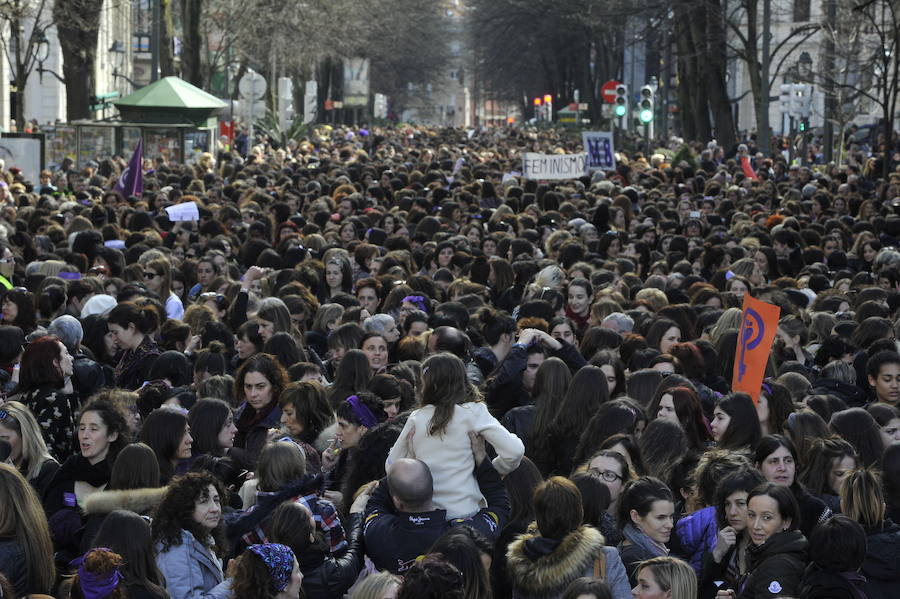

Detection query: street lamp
(110, 40), (138, 87)
(798, 51), (813, 81)
(35, 32), (65, 84)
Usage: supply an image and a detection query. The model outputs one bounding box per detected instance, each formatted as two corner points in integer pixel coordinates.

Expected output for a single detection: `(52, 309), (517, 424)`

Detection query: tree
(180, 0), (203, 86)
(0, 0), (53, 127)
(52, 0), (102, 121)
(815, 0), (900, 177)
(724, 0), (819, 154)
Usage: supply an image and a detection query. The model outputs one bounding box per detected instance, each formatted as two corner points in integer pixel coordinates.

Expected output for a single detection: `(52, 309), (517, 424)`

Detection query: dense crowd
(1, 123), (900, 599)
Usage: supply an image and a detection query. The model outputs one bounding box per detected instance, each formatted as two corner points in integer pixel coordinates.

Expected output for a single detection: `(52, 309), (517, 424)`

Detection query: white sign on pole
(581, 131), (617, 171)
(304, 80), (318, 124)
(522, 152), (588, 180)
(344, 58), (370, 107)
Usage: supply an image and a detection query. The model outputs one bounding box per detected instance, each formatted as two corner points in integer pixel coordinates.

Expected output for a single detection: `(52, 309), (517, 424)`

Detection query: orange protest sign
(732, 294), (781, 403)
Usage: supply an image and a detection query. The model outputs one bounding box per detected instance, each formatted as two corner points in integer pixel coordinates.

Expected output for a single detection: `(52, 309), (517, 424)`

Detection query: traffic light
(639, 85), (654, 124)
(614, 84), (628, 118)
(780, 84), (792, 113)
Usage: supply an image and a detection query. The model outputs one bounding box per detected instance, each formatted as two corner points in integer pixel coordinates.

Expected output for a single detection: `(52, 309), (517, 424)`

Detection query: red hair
(17, 335), (64, 391)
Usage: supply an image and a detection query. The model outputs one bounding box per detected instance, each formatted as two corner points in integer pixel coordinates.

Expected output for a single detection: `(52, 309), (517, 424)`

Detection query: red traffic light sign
(601, 80), (622, 104)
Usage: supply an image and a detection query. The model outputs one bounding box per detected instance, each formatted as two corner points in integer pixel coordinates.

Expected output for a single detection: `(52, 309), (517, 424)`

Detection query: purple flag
(115, 138), (143, 197)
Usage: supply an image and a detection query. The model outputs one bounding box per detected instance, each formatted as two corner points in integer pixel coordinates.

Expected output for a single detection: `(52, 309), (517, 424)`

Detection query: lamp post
(109, 40), (138, 88)
(35, 32), (65, 84)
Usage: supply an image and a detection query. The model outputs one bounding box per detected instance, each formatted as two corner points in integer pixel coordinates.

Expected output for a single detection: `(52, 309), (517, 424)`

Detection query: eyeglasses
(143, 271), (159, 280)
(0, 410), (9, 420)
(588, 468), (623, 483)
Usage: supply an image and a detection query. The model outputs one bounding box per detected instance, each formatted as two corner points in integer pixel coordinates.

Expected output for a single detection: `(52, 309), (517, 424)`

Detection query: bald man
(362, 433), (510, 574)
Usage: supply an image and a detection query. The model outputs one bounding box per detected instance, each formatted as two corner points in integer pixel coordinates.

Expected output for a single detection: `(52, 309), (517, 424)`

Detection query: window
(793, 0), (810, 22)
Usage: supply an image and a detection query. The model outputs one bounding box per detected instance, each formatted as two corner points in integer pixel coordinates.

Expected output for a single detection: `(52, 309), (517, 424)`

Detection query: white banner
(582, 131), (616, 171)
(522, 152), (588, 180)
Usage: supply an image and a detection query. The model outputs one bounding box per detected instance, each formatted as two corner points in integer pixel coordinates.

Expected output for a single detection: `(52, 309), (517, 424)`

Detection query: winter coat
(794, 488), (832, 540)
(860, 520), (900, 599)
(13, 384), (78, 462)
(155, 529), (231, 599)
(363, 459), (509, 574)
(231, 400), (281, 470)
(799, 564), (868, 599)
(811, 378), (869, 408)
(0, 539), (28, 597)
(618, 540), (660, 587)
(506, 525), (631, 599)
(673, 505), (718, 574)
(737, 530), (808, 599)
(80, 486), (167, 552)
(299, 512), (365, 599)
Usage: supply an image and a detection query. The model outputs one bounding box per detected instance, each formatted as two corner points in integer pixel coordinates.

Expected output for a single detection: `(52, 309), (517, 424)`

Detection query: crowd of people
(1, 122), (900, 599)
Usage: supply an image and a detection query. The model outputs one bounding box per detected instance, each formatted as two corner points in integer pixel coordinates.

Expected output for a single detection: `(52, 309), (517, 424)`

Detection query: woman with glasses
(142, 257), (183, 319)
(584, 449), (633, 547)
(0, 245), (16, 289)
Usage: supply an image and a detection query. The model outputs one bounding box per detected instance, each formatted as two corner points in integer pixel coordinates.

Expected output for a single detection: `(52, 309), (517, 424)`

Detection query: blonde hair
(840, 468), (885, 529)
(145, 257), (172, 299)
(0, 401), (54, 480)
(349, 571), (402, 599)
(634, 288), (668, 311)
(637, 556), (697, 599)
(0, 463), (55, 592)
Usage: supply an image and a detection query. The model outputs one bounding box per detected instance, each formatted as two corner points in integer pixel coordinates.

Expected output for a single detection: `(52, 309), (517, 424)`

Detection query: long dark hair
(717, 393), (763, 450)
(548, 365), (608, 441)
(421, 353), (481, 437)
(93, 510), (168, 599)
(188, 398), (232, 457)
(152, 472), (228, 557)
(15, 335), (64, 392)
(139, 407), (189, 483)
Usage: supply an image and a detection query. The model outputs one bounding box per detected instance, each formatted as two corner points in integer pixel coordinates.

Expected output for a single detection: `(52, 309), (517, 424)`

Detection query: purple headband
(248, 543), (295, 593)
(402, 295), (428, 313)
(346, 395), (379, 428)
(59, 271), (82, 280)
(761, 381), (773, 396)
(70, 548), (123, 599)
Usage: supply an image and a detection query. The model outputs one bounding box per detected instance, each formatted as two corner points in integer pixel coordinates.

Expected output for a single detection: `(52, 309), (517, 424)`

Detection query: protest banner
(522, 152), (588, 180)
(582, 131), (616, 171)
(732, 294), (781, 403)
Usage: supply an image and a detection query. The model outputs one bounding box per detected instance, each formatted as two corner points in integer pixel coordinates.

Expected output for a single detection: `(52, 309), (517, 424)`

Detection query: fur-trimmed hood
(83, 486), (167, 516)
(506, 525), (606, 599)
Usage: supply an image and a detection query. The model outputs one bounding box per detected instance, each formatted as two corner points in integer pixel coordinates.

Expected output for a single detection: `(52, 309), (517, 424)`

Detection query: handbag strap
(593, 551), (606, 580)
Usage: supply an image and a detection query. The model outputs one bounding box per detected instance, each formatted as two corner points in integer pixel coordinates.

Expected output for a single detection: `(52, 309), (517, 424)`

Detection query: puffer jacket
(737, 530), (808, 599)
(80, 486), (167, 552)
(506, 526), (631, 599)
(861, 520), (900, 599)
(672, 505), (718, 574)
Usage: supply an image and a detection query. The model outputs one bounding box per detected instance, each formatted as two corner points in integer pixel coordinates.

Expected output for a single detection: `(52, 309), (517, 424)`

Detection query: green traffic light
(615, 105), (627, 117)
(640, 109), (653, 123)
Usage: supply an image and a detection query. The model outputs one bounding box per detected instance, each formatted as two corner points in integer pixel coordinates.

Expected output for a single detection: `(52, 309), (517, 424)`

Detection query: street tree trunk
(180, 0), (203, 85)
(160, 0), (176, 76)
(53, 0), (102, 121)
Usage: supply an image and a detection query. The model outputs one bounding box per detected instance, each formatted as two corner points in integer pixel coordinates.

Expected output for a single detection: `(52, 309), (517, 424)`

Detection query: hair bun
(207, 340), (226, 354)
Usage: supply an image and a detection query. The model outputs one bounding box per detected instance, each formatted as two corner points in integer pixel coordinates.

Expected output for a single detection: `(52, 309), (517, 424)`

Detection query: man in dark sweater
(362, 433), (510, 574)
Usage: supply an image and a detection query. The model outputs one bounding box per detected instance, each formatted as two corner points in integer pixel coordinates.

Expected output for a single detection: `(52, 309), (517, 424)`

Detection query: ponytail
(108, 301), (160, 334)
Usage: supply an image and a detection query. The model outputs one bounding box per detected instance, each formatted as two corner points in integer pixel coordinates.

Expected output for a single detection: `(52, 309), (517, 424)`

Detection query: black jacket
(299, 513), (364, 599)
(811, 378), (868, 408)
(860, 520), (900, 599)
(799, 564), (868, 599)
(738, 530), (808, 599)
(794, 488), (832, 540)
(363, 458), (509, 574)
